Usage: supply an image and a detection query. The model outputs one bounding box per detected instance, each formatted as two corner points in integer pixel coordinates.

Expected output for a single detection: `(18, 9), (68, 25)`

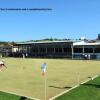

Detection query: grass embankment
(0, 91), (32, 100)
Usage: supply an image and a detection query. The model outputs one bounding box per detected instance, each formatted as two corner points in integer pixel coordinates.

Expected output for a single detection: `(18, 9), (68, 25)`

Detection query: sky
(0, 0), (100, 41)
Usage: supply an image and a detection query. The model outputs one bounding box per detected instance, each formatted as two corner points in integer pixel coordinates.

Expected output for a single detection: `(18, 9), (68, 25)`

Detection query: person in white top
(0, 60), (4, 65)
(0, 60), (7, 70)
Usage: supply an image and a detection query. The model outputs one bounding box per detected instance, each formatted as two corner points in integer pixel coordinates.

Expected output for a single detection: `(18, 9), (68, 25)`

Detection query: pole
(77, 72), (80, 84)
(71, 45), (74, 59)
(45, 71), (47, 100)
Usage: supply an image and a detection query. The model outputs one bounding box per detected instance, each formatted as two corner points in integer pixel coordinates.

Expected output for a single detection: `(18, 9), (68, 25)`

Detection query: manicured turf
(0, 91), (32, 100)
(55, 76), (100, 100)
(0, 58), (100, 100)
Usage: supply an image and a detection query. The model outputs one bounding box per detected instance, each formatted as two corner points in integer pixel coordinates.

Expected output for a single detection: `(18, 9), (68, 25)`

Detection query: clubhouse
(12, 39), (100, 59)
(12, 41), (73, 58)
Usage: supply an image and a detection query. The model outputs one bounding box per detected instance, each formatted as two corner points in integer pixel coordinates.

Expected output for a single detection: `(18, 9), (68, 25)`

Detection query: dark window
(40, 48), (46, 53)
(64, 48), (71, 53)
(84, 48), (93, 53)
(74, 48), (82, 53)
(55, 48), (59, 52)
(95, 48), (100, 53)
(47, 48), (54, 53)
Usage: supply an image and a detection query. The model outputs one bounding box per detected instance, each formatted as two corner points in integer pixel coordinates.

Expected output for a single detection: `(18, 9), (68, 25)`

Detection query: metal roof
(73, 41), (100, 46)
(15, 40), (73, 45)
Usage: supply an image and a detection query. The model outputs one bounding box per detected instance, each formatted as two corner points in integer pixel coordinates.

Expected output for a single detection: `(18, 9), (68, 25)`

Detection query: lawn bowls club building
(73, 41), (100, 59)
(12, 40), (100, 59)
(12, 41), (73, 58)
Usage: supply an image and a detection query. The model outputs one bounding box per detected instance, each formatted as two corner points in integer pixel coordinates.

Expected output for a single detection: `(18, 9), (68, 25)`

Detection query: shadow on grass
(19, 96), (26, 100)
(49, 86), (72, 89)
(82, 83), (100, 88)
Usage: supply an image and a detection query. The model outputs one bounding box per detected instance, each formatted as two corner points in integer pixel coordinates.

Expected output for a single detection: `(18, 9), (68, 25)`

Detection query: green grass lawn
(0, 91), (32, 100)
(55, 76), (100, 100)
(0, 58), (100, 100)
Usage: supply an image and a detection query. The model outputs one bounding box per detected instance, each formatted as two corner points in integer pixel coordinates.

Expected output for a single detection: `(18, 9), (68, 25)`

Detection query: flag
(41, 62), (46, 76)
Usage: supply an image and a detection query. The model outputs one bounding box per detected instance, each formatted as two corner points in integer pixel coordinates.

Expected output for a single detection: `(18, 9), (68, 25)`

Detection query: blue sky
(0, 0), (100, 41)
